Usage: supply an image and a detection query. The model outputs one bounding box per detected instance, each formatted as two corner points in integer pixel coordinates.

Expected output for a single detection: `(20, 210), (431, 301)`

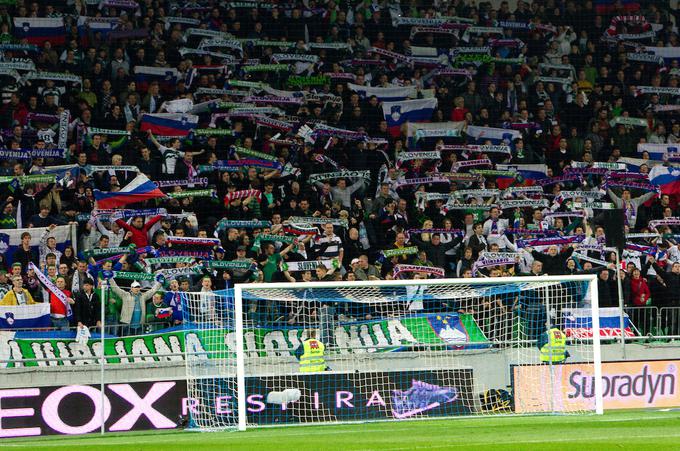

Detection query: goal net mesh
(183, 277), (600, 430)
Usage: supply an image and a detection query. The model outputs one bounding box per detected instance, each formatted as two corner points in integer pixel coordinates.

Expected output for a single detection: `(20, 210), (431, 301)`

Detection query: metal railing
(660, 307), (680, 337)
(1, 321), (175, 337)
(624, 306), (659, 337)
(621, 306), (680, 341)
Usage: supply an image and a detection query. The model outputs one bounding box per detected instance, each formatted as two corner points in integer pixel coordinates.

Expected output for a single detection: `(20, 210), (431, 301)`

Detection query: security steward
(538, 327), (569, 363)
(295, 329), (326, 372)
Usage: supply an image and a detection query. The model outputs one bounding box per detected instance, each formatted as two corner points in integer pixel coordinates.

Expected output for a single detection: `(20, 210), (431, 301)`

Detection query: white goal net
(183, 275), (603, 431)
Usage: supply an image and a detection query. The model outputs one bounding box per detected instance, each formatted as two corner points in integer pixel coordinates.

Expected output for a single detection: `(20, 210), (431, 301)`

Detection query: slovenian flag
(13, 17), (66, 46)
(140, 113), (198, 137)
(595, 0), (640, 14)
(0, 304), (51, 329)
(466, 125), (521, 145)
(94, 174), (166, 209)
(382, 98), (437, 137)
(348, 83), (417, 101)
(637, 143), (676, 160)
(1, 226), (73, 267)
(77, 16), (117, 47)
(649, 165), (680, 198)
(496, 163), (548, 189)
(134, 66), (180, 93)
(563, 307), (636, 338)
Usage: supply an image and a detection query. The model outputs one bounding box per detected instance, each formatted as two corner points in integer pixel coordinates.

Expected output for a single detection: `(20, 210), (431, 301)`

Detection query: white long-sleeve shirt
(483, 218), (509, 249)
(39, 229), (62, 265)
(95, 218), (125, 248)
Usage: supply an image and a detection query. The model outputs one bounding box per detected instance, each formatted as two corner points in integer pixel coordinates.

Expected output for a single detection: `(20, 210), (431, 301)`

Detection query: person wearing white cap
(109, 276), (163, 336)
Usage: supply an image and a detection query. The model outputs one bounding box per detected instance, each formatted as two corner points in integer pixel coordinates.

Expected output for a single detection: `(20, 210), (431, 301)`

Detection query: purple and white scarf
(393, 265), (445, 279)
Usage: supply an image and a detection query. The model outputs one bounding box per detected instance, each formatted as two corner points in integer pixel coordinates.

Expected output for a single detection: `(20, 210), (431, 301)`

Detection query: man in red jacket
(115, 215), (163, 248)
(50, 275), (75, 330)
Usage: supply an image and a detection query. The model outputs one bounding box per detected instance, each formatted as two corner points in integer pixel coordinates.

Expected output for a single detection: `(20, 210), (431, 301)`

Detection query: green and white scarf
(307, 170), (371, 184)
(609, 116), (648, 127)
(242, 64), (290, 73)
(87, 127), (130, 136)
(167, 189), (216, 199)
(204, 260), (254, 270)
(194, 128), (233, 136)
(287, 216), (348, 228)
(282, 258), (338, 272)
(228, 80), (270, 89)
(382, 246), (419, 258)
(232, 146), (278, 161)
(112, 271), (156, 281)
(195, 87), (250, 97)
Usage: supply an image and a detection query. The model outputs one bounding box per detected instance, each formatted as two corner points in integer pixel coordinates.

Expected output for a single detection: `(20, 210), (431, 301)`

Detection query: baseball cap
(351, 258), (359, 265)
(237, 245), (247, 251)
(131, 281), (141, 288)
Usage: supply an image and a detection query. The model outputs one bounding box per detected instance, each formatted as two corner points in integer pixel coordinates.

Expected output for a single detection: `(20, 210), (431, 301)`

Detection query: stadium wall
(1, 343), (678, 389)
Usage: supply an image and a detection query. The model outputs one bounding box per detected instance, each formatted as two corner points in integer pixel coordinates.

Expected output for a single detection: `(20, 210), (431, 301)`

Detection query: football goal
(182, 275), (604, 431)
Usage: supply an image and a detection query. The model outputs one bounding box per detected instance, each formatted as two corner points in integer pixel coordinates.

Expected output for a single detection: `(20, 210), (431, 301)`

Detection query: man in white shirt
(314, 223), (344, 264)
(147, 130), (184, 175)
(483, 207), (509, 250)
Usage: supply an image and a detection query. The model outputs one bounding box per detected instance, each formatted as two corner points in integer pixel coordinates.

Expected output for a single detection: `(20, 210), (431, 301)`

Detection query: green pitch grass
(4, 410), (680, 451)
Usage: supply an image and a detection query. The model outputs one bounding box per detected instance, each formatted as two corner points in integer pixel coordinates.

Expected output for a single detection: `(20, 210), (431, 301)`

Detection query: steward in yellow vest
(295, 330), (326, 372)
(539, 328), (568, 363)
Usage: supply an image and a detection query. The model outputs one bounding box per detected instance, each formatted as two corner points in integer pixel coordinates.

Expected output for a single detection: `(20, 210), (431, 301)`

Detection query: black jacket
(651, 263), (680, 307)
(578, 267), (617, 307)
(412, 235), (462, 270)
(12, 246), (38, 273)
(74, 290), (101, 327)
(467, 234), (487, 260)
(531, 247), (575, 275)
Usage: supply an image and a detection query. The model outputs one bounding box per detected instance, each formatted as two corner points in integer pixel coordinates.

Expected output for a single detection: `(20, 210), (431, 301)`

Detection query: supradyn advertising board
(513, 360), (680, 413)
(0, 369), (474, 437)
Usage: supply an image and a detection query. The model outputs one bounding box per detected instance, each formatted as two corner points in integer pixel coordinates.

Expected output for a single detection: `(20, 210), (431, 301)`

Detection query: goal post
(183, 275), (603, 431)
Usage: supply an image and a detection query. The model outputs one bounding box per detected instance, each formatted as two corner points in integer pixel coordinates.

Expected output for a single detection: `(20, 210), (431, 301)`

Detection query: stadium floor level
(2, 409), (680, 450)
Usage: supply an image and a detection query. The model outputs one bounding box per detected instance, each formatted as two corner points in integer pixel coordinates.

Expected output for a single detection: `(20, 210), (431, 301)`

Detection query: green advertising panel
(0, 314), (487, 367)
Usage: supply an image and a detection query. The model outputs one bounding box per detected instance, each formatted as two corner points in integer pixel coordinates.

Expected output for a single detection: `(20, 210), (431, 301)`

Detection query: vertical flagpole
(614, 249), (626, 359)
(100, 278), (107, 435)
(234, 285), (246, 431)
(591, 275), (604, 415)
(71, 222), (78, 256)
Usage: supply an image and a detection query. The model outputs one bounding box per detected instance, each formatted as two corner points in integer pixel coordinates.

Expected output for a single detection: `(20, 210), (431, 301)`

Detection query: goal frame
(232, 274), (604, 431)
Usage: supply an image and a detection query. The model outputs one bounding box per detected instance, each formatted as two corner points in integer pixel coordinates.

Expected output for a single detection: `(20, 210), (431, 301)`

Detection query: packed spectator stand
(0, 0), (678, 338)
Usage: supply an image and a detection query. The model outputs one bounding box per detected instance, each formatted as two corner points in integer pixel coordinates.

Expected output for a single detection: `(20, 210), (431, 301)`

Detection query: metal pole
(100, 279), (107, 435)
(590, 276), (604, 415)
(614, 249), (626, 359)
(543, 286), (554, 413)
(234, 285), (246, 431)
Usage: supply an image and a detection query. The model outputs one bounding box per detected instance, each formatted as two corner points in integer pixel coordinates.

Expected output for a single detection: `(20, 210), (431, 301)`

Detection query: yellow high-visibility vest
(300, 339), (326, 372)
(540, 328), (567, 363)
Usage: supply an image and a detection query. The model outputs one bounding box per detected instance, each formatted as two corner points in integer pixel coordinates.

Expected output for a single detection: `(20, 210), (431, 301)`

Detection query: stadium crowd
(0, 0), (678, 335)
